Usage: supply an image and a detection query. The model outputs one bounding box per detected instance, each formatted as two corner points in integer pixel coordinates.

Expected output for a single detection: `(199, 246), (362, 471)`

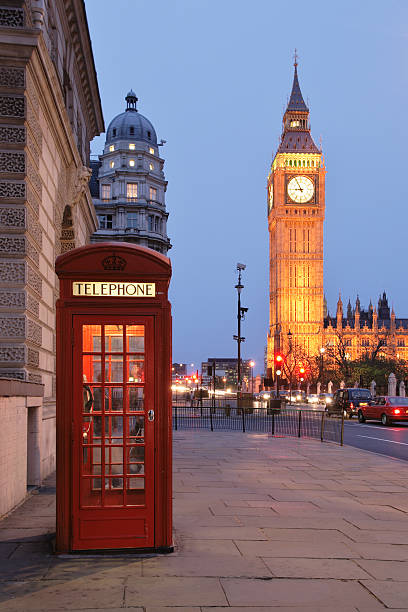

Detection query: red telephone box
(55, 243), (172, 553)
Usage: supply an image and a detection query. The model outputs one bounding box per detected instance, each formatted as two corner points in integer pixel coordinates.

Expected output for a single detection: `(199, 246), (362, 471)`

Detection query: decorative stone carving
(0, 290), (25, 309)
(0, 369), (26, 380)
(0, 126), (25, 144)
(0, 207), (25, 228)
(31, 0), (45, 28)
(0, 316), (25, 337)
(388, 372), (397, 396)
(0, 346), (25, 362)
(26, 102), (42, 148)
(26, 240), (39, 265)
(61, 241), (75, 253)
(0, 261), (25, 283)
(0, 8), (24, 28)
(26, 185), (39, 215)
(27, 348), (39, 367)
(27, 294), (39, 317)
(27, 319), (41, 346)
(27, 265), (42, 295)
(27, 208), (42, 246)
(0, 181), (25, 199)
(26, 155), (42, 195)
(28, 373), (42, 383)
(0, 96), (24, 118)
(0, 151), (25, 173)
(0, 235), (25, 256)
(0, 67), (24, 89)
(61, 229), (74, 240)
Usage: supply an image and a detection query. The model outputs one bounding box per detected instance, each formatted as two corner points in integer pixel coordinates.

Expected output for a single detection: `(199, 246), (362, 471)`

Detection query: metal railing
(172, 399), (344, 445)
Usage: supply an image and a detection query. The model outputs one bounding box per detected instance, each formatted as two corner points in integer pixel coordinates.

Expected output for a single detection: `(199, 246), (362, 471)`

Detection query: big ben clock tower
(267, 59), (325, 375)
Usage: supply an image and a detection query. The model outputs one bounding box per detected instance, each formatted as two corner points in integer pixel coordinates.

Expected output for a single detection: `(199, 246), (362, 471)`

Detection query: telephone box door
(72, 315), (154, 550)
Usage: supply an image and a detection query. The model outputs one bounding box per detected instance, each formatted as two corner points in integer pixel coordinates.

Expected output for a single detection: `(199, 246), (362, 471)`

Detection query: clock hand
(295, 178), (303, 191)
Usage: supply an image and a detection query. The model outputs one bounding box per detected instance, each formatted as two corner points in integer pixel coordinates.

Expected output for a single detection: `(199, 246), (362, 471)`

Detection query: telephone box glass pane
(105, 325), (124, 352)
(83, 325), (101, 353)
(126, 325), (145, 352)
(105, 387), (123, 411)
(127, 358), (144, 383)
(83, 355), (102, 383)
(91, 387), (102, 412)
(129, 387), (144, 412)
(127, 416), (144, 442)
(127, 446), (145, 474)
(105, 356), (123, 382)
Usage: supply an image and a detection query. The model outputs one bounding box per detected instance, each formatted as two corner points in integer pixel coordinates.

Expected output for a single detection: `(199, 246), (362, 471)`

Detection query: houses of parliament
(266, 61), (408, 375)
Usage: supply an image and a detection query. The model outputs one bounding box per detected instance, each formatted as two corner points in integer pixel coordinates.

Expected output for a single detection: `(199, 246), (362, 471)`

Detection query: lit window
(129, 143), (135, 150)
(109, 145), (115, 152)
(127, 183), (138, 199)
(110, 161), (115, 168)
(149, 163), (154, 171)
(127, 212), (138, 228)
(149, 187), (157, 201)
(129, 159), (135, 167)
(149, 147), (154, 155)
(101, 184), (111, 200)
(290, 120), (300, 128)
(98, 214), (113, 229)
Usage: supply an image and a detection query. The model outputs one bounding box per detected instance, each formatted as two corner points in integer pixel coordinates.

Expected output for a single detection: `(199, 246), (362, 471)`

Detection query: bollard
(175, 404), (178, 431)
(320, 410), (325, 442)
(272, 410), (275, 436)
(340, 411), (344, 446)
(209, 404), (214, 432)
(298, 409), (302, 438)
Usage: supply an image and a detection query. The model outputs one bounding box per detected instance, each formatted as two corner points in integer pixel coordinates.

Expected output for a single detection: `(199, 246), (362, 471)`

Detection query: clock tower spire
(267, 59), (326, 380)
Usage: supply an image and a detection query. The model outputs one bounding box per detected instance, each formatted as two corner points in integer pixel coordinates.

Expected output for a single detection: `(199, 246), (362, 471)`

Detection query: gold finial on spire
(294, 48), (298, 67)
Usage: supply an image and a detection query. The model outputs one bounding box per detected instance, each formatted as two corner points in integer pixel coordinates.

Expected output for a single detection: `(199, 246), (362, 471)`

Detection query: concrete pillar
(316, 381), (321, 395)
(340, 380), (345, 389)
(388, 372), (397, 396)
(399, 380), (405, 398)
(328, 381), (333, 393)
(370, 380), (376, 397)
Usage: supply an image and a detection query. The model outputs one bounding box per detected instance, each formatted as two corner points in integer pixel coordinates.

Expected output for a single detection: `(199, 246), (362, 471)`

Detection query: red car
(358, 396), (408, 426)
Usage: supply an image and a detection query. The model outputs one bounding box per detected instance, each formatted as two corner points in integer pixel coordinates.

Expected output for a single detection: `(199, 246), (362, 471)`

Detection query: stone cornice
(63, 0), (104, 138)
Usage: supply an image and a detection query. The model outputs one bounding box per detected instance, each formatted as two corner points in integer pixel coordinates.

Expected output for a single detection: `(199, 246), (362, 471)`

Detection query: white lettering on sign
(72, 282), (156, 297)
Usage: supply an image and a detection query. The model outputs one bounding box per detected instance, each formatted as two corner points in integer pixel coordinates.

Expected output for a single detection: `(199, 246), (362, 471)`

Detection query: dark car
(358, 396), (408, 426)
(328, 388), (372, 418)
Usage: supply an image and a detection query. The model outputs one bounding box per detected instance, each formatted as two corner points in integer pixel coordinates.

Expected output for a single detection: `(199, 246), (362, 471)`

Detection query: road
(343, 419), (408, 462)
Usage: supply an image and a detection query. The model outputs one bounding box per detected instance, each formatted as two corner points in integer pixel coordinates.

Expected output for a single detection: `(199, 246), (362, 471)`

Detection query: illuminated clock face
(287, 175), (314, 203)
(268, 182), (274, 210)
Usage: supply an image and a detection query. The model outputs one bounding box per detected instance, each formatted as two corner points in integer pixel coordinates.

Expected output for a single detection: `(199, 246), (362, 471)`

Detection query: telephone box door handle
(148, 409), (155, 422)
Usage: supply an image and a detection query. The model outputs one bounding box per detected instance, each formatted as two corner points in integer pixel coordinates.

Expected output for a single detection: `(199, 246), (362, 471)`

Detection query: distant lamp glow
(109, 145), (115, 152)
(129, 143), (135, 150)
(249, 360), (255, 368)
(276, 369), (282, 376)
(149, 163), (154, 171)
(129, 159), (135, 167)
(110, 161), (115, 168)
(149, 147), (155, 155)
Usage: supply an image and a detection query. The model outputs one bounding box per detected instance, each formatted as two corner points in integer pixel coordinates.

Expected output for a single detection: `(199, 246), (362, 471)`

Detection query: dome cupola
(105, 91), (157, 145)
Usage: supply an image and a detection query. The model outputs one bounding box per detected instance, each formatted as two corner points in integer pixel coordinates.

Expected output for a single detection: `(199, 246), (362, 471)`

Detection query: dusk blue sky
(85, 0), (408, 376)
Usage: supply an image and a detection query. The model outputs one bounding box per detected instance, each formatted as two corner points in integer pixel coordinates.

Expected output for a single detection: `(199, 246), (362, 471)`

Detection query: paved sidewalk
(1, 432), (408, 610)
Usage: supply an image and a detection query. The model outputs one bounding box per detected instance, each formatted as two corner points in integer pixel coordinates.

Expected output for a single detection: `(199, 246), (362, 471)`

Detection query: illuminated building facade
(267, 60), (325, 374)
(91, 91), (171, 255)
(323, 293), (408, 362)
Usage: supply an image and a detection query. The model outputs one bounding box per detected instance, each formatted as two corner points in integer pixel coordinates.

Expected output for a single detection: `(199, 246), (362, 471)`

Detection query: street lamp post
(249, 360), (255, 396)
(287, 329), (293, 404)
(319, 347), (325, 391)
(233, 263), (247, 400)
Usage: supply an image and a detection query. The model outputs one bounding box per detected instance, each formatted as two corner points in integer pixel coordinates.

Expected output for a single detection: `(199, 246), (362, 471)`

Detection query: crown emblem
(102, 255), (127, 271)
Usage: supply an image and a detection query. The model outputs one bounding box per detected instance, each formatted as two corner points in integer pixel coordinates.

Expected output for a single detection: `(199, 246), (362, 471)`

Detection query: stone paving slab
(220, 577), (384, 608)
(2, 431), (408, 610)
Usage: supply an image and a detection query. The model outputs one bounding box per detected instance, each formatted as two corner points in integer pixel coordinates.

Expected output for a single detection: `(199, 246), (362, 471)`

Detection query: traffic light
(274, 354), (283, 375)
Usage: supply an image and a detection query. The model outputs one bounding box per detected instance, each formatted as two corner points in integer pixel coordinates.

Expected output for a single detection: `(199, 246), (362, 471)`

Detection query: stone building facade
(323, 292), (408, 362)
(91, 90), (171, 254)
(0, 0), (103, 504)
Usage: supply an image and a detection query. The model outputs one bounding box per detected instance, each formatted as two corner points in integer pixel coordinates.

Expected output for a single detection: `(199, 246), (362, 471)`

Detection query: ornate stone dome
(105, 90), (157, 145)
